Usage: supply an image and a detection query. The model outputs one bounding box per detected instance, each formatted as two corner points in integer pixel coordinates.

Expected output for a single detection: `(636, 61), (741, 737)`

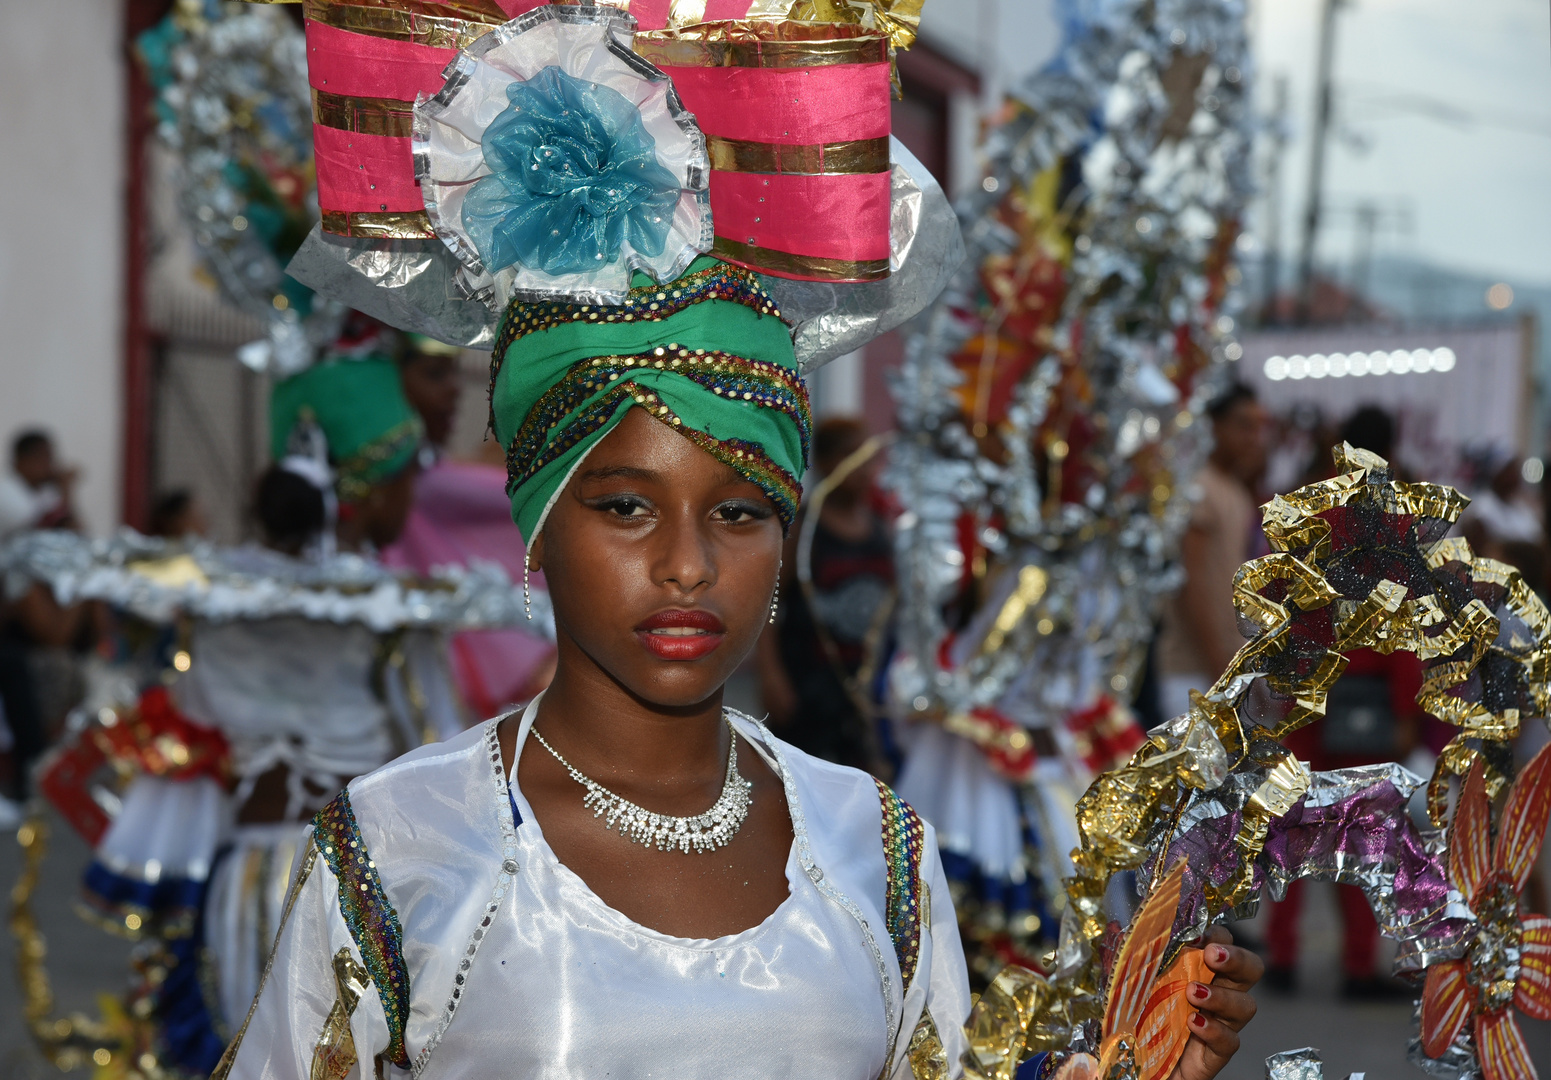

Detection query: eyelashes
(583, 494), (775, 524)
(595, 495), (651, 518)
(714, 500), (775, 524)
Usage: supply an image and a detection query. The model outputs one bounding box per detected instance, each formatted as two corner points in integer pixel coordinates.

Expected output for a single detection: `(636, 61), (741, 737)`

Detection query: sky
(920, 0), (1551, 290)
(1249, 0), (1550, 287)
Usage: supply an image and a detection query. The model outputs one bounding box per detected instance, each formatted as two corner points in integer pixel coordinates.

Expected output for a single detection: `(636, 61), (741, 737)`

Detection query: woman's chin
(614, 661), (743, 711)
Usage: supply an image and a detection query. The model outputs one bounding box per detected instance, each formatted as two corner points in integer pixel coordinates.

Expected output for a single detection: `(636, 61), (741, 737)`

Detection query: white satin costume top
(220, 702), (972, 1079)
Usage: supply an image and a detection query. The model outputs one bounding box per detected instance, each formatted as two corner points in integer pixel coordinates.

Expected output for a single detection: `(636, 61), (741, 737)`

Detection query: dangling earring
(524, 560), (532, 621)
(769, 560), (781, 624)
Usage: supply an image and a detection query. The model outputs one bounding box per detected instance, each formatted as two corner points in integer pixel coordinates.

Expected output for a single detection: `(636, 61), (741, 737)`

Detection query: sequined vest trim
(874, 778), (928, 992)
(313, 790), (412, 1068)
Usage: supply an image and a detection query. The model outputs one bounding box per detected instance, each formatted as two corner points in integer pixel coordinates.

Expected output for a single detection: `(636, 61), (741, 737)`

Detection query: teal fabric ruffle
(462, 66), (681, 276)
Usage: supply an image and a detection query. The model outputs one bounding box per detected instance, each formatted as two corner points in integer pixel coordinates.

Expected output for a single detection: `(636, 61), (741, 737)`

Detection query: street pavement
(2, 805), (1548, 1078)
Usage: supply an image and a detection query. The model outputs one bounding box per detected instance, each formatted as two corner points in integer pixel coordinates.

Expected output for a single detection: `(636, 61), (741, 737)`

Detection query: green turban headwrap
(270, 356), (424, 503)
(491, 257), (811, 542)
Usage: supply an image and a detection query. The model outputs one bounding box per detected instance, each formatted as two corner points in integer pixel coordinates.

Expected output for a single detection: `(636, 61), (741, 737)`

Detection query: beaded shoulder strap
(313, 789), (412, 1068)
(874, 777), (928, 992)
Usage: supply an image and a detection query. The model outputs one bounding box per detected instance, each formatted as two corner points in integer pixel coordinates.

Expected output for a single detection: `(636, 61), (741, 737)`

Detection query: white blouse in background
(222, 701), (972, 1079)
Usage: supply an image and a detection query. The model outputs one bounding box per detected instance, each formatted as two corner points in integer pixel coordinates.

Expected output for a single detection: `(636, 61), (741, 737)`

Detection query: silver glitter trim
(0, 528), (553, 635)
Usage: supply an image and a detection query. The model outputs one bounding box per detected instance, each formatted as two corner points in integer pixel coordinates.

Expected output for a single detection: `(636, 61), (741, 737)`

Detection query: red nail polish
(1191, 1013), (1208, 1030)
(1190, 983), (1209, 1001)
(1210, 945), (1228, 964)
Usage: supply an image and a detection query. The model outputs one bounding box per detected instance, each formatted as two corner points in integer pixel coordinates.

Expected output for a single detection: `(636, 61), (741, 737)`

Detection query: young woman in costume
(219, 268), (1259, 1078)
(217, 7), (1261, 1077)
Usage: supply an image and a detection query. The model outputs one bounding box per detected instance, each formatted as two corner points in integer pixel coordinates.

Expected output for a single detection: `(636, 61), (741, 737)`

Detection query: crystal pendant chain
(531, 722), (753, 853)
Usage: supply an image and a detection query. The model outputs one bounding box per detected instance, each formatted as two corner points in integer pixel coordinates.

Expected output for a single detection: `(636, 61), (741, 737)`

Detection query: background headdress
(269, 322), (426, 505)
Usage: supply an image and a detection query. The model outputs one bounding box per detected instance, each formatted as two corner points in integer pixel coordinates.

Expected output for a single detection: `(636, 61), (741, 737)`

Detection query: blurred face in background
(1211, 398), (1269, 487)
(357, 464), (419, 549)
(14, 442), (55, 488)
(400, 351), (462, 447)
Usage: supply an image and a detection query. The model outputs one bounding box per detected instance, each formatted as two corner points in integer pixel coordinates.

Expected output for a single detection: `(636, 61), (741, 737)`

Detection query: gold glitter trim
(634, 21), (890, 68)
(706, 134), (891, 175)
(313, 89), (415, 138)
(320, 209), (436, 239)
(545, 0), (921, 52)
(310, 947), (371, 1080)
(712, 237), (890, 282)
(302, 0), (503, 48)
(907, 1009), (949, 1080)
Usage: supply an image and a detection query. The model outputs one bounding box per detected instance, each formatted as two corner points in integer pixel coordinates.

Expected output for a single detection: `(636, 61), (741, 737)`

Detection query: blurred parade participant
(383, 335), (557, 717)
(0, 429), (78, 538)
(397, 334), (464, 448)
(1460, 443), (1545, 589)
(756, 416), (892, 771)
(0, 431), (95, 819)
(1155, 384), (1268, 719)
(147, 489), (208, 540)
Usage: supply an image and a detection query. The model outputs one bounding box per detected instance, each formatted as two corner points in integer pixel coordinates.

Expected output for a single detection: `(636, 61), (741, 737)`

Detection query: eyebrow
(578, 465), (664, 483)
(579, 461), (755, 491)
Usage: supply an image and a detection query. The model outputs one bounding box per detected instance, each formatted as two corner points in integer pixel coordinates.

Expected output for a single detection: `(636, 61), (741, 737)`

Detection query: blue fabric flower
(462, 66), (682, 277)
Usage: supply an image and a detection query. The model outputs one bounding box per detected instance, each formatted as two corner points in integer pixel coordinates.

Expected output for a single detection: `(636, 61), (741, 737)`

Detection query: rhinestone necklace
(530, 723), (753, 854)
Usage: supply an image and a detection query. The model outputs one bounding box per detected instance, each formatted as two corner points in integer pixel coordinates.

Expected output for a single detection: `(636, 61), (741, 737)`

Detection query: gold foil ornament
(960, 445), (1551, 1075)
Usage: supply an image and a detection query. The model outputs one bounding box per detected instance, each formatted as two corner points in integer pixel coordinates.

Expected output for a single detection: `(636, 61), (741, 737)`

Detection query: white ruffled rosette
(413, 5), (712, 308)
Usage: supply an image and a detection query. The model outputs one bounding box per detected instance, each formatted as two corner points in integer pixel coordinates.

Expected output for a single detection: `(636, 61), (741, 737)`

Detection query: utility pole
(1261, 75), (1290, 325)
(1295, 0), (1344, 324)
(1350, 200), (1378, 309)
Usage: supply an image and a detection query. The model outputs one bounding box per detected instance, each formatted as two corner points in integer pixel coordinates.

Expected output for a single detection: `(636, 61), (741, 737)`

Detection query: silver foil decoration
(285, 230), (500, 350)
(888, 0), (1254, 730)
(287, 136), (962, 370)
(143, 1), (342, 375)
(1265, 1049), (1324, 1080)
(1408, 1003), (1483, 1080)
(0, 529), (553, 637)
(884, 0), (1255, 895)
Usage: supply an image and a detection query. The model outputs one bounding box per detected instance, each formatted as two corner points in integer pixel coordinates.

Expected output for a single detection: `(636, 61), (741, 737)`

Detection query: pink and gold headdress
(269, 0), (952, 370)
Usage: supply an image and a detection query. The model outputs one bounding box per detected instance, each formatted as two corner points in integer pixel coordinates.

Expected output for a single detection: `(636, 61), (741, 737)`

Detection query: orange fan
(1053, 860), (1214, 1080)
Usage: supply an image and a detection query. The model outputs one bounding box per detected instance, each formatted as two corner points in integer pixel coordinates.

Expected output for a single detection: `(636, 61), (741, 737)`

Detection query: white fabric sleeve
(217, 845), (391, 1080)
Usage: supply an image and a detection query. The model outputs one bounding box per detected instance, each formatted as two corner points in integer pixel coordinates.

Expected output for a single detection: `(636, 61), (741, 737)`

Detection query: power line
(1342, 81), (1551, 139)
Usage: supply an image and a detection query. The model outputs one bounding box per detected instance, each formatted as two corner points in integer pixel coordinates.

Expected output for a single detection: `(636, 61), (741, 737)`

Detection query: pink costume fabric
(383, 460), (554, 720)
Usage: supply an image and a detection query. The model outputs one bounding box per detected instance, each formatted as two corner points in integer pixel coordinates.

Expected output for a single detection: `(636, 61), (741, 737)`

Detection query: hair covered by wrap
(269, 356), (424, 503)
(490, 257), (811, 542)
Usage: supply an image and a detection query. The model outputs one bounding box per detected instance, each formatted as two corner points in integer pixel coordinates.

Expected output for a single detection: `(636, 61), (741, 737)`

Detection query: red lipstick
(635, 609), (726, 661)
